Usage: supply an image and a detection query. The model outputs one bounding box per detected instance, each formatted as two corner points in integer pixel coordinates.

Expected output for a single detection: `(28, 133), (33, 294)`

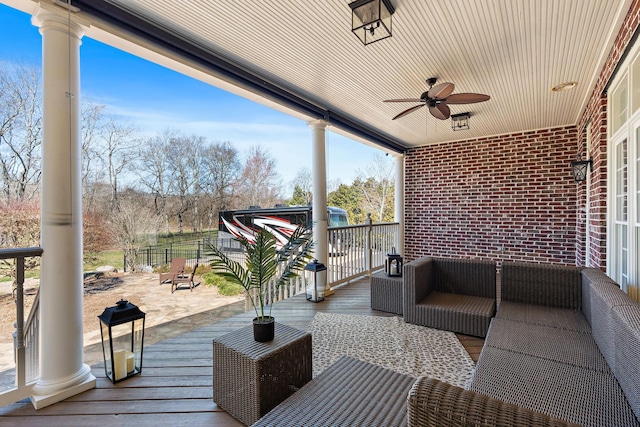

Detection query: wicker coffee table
(370, 270), (404, 315)
(212, 322), (312, 425)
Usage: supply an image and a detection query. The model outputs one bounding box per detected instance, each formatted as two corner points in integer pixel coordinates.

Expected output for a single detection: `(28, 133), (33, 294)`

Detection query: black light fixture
(349, 0), (395, 46)
(451, 112), (471, 131)
(304, 259), (327, 302)
(98, 299), (146, 383)
(571, 158), (593, 182)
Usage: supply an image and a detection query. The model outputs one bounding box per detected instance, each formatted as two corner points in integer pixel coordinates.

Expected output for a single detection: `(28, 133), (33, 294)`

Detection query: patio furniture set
(215, 258), (640, 426)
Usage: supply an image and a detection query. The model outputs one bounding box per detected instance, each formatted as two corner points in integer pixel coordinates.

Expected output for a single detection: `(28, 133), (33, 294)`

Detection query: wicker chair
(403, 257), (496, 337)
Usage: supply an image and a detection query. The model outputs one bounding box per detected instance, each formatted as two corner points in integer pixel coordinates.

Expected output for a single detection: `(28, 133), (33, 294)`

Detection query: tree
(234, 146), (282, 209)
(0, 63), (42, 202)
(108, 191), (161, 272)
(328, 183), (364, 224)
(288, 167), (312, 206)
(355, 154), (395, 222)
(200, 141), (241, 230)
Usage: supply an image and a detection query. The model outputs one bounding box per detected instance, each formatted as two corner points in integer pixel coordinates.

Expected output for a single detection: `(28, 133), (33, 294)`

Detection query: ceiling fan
(385, 77), (490, 121)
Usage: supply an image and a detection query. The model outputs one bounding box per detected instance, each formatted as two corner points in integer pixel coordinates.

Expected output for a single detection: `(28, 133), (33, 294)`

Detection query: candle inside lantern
(126, 351), (135, 373)
(114, 349), (127, 381)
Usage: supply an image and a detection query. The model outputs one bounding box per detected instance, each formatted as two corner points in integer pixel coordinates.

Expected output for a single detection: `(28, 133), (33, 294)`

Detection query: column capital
(31, 2), (89, 39)
(307, 119), (329, 130)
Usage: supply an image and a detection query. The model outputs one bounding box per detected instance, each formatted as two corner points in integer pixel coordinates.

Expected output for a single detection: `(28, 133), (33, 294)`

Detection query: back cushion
(581, 268), (618, 326)
(433, 258), (496, 298)
(501, 262), (582, 309)
(613, 304), (640, 421)
(589, 280), (638, 373)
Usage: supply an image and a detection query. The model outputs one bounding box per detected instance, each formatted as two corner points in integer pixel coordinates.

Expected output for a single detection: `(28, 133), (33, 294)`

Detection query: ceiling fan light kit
(451, 112), (470, 131)
(349, 0), (395, 45)
(384, 78), (490, 127)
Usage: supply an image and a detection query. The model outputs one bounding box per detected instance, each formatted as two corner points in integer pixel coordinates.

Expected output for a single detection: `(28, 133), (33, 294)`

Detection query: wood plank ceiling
(52, 1), (638, 150)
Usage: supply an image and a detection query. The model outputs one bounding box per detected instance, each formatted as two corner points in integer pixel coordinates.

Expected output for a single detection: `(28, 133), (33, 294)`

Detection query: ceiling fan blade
(384, 98), (424, 103)
(392, 103), (425, 120)
(428, 82), (455, 99)
(446, 93), (491, 104)
(429, 103), (450, 120)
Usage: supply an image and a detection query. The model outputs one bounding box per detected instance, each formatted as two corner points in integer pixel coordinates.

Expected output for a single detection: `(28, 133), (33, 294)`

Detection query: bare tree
(95, 117), (138, 208)
(108, 191), (161, 272)
(234, 146), (282, 209)
(289, 167), (312, 206)
(200, 141), (241, 230)
(166, 134), (204, 233)
(136, 129), (178, 234)
(356, 154), (395, 222)
(80, 100), (107, 210)
(0, 63), (42, 201)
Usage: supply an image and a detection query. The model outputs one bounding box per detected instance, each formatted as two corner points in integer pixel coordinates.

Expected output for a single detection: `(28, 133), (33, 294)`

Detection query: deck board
(0, 276), (483, 426)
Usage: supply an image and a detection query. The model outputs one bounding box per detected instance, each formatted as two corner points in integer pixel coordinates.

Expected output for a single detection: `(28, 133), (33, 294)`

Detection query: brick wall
(576, 0), (640, 269)
(405, 126), (578, 265)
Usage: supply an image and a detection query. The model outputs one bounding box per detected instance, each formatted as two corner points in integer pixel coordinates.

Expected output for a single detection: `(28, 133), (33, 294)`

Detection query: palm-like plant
(206, 223), (315, 322)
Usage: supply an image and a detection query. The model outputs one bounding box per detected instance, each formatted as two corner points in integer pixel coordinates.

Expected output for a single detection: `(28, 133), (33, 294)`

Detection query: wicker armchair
(403, 257), (496, 337)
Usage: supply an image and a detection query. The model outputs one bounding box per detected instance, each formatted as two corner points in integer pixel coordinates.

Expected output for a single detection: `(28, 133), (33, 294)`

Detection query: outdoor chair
(171, 263), (198, 293)
(159, 257), (186, 285)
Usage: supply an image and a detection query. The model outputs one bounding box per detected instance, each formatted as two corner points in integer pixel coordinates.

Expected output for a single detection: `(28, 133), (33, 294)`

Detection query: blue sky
(0, 4), (386, 195)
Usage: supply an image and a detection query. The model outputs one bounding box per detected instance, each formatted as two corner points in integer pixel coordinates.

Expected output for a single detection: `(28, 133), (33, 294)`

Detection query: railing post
(15, 256), (26, 388)
(365, 213), (372, 275)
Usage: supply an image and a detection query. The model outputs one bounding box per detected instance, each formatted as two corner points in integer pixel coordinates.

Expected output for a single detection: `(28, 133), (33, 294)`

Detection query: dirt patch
(0, 274), (160, 344)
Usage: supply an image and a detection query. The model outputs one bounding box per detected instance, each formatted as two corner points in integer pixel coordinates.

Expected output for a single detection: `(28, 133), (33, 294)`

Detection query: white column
(394, 154), (405, 256)
(308, 120), (332, 294)
(30, 5), (95, 409)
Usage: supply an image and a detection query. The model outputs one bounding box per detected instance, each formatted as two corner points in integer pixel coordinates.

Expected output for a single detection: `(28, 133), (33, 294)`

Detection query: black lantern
(571, 158), (593, 182)
(451, 112), (470, 131)
(98, 299), (145, 383)
(385, 247), (403, 277)
(349, 0), (395, 46)
(305, 259), (327, 302)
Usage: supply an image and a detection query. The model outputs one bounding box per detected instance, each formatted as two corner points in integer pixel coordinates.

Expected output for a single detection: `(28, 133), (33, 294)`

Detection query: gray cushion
(589, 280), (637, 371)
(470, 346), (639, 427)
(496, 301), (591, 332)
(581, 268), (618, 325)
(416, 291), (495, 337)
(613, 304), (640, 421)
(485, 317), (607, 372)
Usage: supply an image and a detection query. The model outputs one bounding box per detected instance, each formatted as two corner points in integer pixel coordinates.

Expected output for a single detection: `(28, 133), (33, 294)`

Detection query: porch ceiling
(20, 0), (637, 150)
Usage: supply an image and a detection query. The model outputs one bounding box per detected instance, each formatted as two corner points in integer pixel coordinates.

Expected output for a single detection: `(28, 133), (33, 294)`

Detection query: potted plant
(206, 223), (314, 342)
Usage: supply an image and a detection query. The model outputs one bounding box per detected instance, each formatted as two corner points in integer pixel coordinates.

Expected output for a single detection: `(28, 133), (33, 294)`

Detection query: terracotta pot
(252, 316), (275, 342)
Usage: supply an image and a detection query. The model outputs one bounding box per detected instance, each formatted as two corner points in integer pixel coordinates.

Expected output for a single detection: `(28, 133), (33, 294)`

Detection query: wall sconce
(349, 0), (395, 45)
(570, 158), (593, 182)
(451, 112), (470, 131)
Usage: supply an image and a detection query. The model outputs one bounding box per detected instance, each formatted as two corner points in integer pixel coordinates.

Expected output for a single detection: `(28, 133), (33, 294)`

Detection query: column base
(30, 364), (96, 409)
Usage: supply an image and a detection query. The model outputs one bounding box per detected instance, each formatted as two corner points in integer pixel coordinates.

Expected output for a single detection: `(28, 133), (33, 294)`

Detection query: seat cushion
(470, 346), (639, 427)
(412, 291), (495, 337)
(485, 318), (607, 372)
(496, 301), (591, 333)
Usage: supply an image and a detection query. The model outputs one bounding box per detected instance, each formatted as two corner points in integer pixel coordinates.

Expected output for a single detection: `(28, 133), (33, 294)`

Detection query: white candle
(126, 351), (135, 374)
(114, 349), (127, 381)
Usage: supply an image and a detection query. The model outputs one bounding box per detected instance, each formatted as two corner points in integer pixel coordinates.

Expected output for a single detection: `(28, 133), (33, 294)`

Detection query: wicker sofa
(463, 262), (640, 426)
(252, 261), (640, 426)
(403, 257), (496, 337)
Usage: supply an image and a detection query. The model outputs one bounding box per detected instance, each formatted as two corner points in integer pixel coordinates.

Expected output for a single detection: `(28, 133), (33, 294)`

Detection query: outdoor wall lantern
(98, 299), (146, 383)
(305, 259), (327, 303)
(571, 158), (593, 182)
(451, 112), (471, 131)
(349, 0), (395, 46)
(385, 247), (403, 277)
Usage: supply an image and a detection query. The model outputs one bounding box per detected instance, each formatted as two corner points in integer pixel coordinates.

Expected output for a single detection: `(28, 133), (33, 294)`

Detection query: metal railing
(0, 247), (43, 408)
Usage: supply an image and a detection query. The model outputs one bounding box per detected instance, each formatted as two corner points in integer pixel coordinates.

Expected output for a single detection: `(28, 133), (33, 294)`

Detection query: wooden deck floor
(0, 276), (484, 426)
